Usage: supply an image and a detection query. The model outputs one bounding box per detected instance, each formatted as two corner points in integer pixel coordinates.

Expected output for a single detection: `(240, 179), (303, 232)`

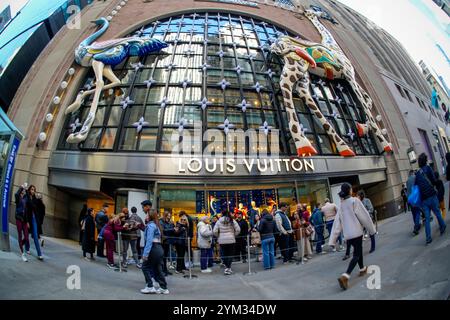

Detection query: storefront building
(6, 0), (443, 239)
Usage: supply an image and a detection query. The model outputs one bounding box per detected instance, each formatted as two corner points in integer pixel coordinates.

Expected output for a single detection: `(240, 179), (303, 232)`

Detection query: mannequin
(248, 201), (260, 228)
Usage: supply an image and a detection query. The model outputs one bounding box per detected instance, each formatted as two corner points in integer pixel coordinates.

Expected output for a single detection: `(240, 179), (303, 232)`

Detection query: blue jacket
(310, 208), (324, 228)
(143, 222), (162, 258)
(415, 165), (437, 200)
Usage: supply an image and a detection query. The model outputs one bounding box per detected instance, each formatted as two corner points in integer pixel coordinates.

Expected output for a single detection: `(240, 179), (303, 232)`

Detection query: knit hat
(200, 215), (209, 222)
(338, 182), (352, 198)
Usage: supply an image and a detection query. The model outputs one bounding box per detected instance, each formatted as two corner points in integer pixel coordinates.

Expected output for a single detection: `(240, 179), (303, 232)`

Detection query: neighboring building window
(404, 89), (413, 102)
(395, 84), (406, 98)
(58, 12), (378, 156)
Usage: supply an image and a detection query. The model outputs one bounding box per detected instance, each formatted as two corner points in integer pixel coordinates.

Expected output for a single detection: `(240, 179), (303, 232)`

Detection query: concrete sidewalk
(0, 212), (449, 300)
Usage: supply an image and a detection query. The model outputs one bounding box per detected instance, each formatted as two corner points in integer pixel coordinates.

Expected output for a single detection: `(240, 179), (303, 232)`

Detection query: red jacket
(103, 220), (124, 241)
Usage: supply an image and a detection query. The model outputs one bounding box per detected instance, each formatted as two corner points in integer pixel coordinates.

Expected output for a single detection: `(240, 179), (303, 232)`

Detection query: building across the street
(5, 0), (449, 240)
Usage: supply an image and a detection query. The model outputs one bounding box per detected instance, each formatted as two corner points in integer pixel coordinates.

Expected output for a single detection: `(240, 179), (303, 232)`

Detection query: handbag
(408, 184), (421, 207)
(251, 230), (261, 245)
(305, 225), (313, 236)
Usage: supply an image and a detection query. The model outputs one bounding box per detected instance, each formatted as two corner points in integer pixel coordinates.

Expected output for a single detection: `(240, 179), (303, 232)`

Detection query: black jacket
(258, 214), (276, 240)
(159, 218), (175, 244)
(237, 219), (249, 237)
(82, 214), (96, 254)
(173, 222), (189, 246)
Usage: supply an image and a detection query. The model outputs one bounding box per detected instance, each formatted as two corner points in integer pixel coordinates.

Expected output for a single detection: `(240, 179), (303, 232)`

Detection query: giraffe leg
(280, 78), (317, 157)
(67, 60), (105, 143)
(352, 82), (393, 153)
(296, 77), (355, 157)
(65, 66), (123, 115)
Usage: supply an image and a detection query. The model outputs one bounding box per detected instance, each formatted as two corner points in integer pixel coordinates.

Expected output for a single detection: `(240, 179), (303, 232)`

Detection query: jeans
(345, 236), (364, 275)
(175, 244), (186, 272)
(16, 219), (30, 254)
(122, 239), (138, 264)
(162, 242), (171, 273)
(279, 234), (290, 262)
(411, 206), (422, 232)
(261, 237), (275, 269)
(326, 220), (342, 245)
(142, 243), (167, 289)
(220, 243), (235, 269)
(30, 214), (42, 256)
(200, 247), (213, 270)
(97, 230), (105, 257)
(288, 233), (295, 259)
(315, 226), (324, 253)
(421, 195), (447, 242)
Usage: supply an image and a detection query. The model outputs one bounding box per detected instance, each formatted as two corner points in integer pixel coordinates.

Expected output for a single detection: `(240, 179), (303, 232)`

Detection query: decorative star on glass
(238, 99), (251, 112)
(317, 79), (326, 86)
(259, 121), (273, 136)
(173, 39), (179, 45)
(218, 79), (231, 91)
(178, 118), (187, 133)
(266, 69), (274, 78)
(190, 13), (199, 19)
(217, 50), (225, 58)
(120, 96), (134, 110)
(336, 98), (342, 104)
(132, 117), (149, 134)
(134, 26), (145, 37)
(70, 118), (82, 133)
(336, 83), (344, 91)
(159, 97), (169, 108)
(252, 82), (264, 93)
(143, 77), (156, 88)
(152, 20), (160, 26)
(234, 65), (242, 74)
(130, 62), (144, 71)
(180, 78), (192, 89)
(218, 118), (235, 135)
(84, 81), (94, 90)
(259, 44), (267, 51)
(203, 39), (209, 46)
(347, 129), (355, 141)
(311, 93), (318, 100)
(200, 63), (211, 72)
(245, 53), (255, 60)
(299, 123), (308, 136)
(164, 63), (177, 71)
(183, 48), (195, 56)
(331, 111), (340, 119)
(199, 97), (212, 110)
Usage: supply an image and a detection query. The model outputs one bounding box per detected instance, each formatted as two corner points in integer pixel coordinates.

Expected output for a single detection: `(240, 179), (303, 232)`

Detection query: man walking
(235, 211), (249, 263)
(274, 203), (294, 263)
(95, 203), (109, 258)
(310, 204), (325, 254)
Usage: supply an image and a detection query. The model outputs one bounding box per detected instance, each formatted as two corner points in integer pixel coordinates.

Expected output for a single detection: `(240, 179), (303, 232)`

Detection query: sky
(0, 0), (449, 93)
(338, 0), (450, 93)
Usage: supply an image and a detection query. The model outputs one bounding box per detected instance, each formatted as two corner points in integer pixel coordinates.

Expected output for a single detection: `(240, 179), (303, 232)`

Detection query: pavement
(0, 211), (449, 300)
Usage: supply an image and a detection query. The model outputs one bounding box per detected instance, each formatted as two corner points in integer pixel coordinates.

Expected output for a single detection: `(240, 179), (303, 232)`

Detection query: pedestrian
(33, 193), (46, 247)
(329, 183), (376, 290)
(235, 211), (249, 263)
(258, 209), (276, 270)
(95, 203), (109, 258)
(180, 211), (195, 268)
(140, 205), (169, 295)
(415, 153), (447, 245)
(160, 211), (175, 276)
(15, 185), (30, 262)
(357, 191), (376, 253)
(197, 215), (214, 273)
(322, 198), (343, 252)
(248, 201), (259, 229)
(434, 172), (446, 219)
(25, 185), (43, 260)
(81, 208), (96, 261)
(310, 203), (325, 254)
(211, 214), (221, 263)
(173, 213), (189, 274)
(407, 170), (422, 235)
(445, 152), (450, 181)
(103, 212), (127, 268)
(401, 184), (408, 213)
(122, 207), (144, 269)
(274, 203), (294, 263)
(251, 214), (262, 262)
(213, 210), (240, 275)
(78, 204), (88, 245)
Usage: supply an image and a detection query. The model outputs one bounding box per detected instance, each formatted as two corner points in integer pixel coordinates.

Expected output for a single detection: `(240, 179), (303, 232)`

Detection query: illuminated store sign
(178, 158), (315, 174)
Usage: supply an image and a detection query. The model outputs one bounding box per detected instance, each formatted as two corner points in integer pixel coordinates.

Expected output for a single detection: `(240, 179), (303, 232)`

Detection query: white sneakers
(140, 286), (169, 294)
(37, 256), (44, 261)
(224, 268), (233, 275)
(21, 253), (28, 262)
(201, 268), (212, 273)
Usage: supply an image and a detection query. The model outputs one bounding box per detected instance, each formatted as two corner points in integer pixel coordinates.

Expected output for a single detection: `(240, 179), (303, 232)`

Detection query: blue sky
(339, 0), (450, 92)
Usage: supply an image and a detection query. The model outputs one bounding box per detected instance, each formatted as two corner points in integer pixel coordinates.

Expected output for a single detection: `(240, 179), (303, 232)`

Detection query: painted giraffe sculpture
(270, 10), (393, 157)
(65, 18), (168, 144)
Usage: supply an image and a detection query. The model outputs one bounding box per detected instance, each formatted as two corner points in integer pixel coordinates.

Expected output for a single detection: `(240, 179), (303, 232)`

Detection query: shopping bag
(407, 185), (421, 207)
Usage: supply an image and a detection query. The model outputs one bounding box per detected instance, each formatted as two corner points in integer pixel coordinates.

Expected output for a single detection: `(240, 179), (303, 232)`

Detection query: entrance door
(330, 184), (343, 210)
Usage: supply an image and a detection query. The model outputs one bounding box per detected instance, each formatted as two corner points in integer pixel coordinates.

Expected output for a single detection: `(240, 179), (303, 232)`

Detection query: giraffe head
(269, 36), (289, 56)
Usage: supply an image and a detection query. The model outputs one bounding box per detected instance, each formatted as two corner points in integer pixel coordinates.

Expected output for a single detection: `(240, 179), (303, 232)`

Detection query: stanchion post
(183, 237), (197, 279)
(244, 234), (256, 275)
(115, 232), (127, 273)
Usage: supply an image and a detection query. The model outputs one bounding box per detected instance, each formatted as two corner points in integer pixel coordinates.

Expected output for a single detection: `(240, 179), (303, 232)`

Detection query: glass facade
(58, 12), (378, 156)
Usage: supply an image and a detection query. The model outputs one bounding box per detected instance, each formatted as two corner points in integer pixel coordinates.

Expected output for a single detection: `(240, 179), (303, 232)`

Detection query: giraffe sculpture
(270, 10), (393, 157)
(65, 18), (167, 144)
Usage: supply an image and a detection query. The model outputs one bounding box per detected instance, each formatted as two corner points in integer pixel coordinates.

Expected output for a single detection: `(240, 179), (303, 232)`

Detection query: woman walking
(329, 183), (376, 290)
(258, 209), (276, 270)
(81, 208), (96, 261)
(213, 210), (240, 275)
(357, 191), (376, 253)
(25, 185), (43, 260)
(15, 186), (30, 262)
(197, 216), (214, 273)
(140, 209), (169, 294)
